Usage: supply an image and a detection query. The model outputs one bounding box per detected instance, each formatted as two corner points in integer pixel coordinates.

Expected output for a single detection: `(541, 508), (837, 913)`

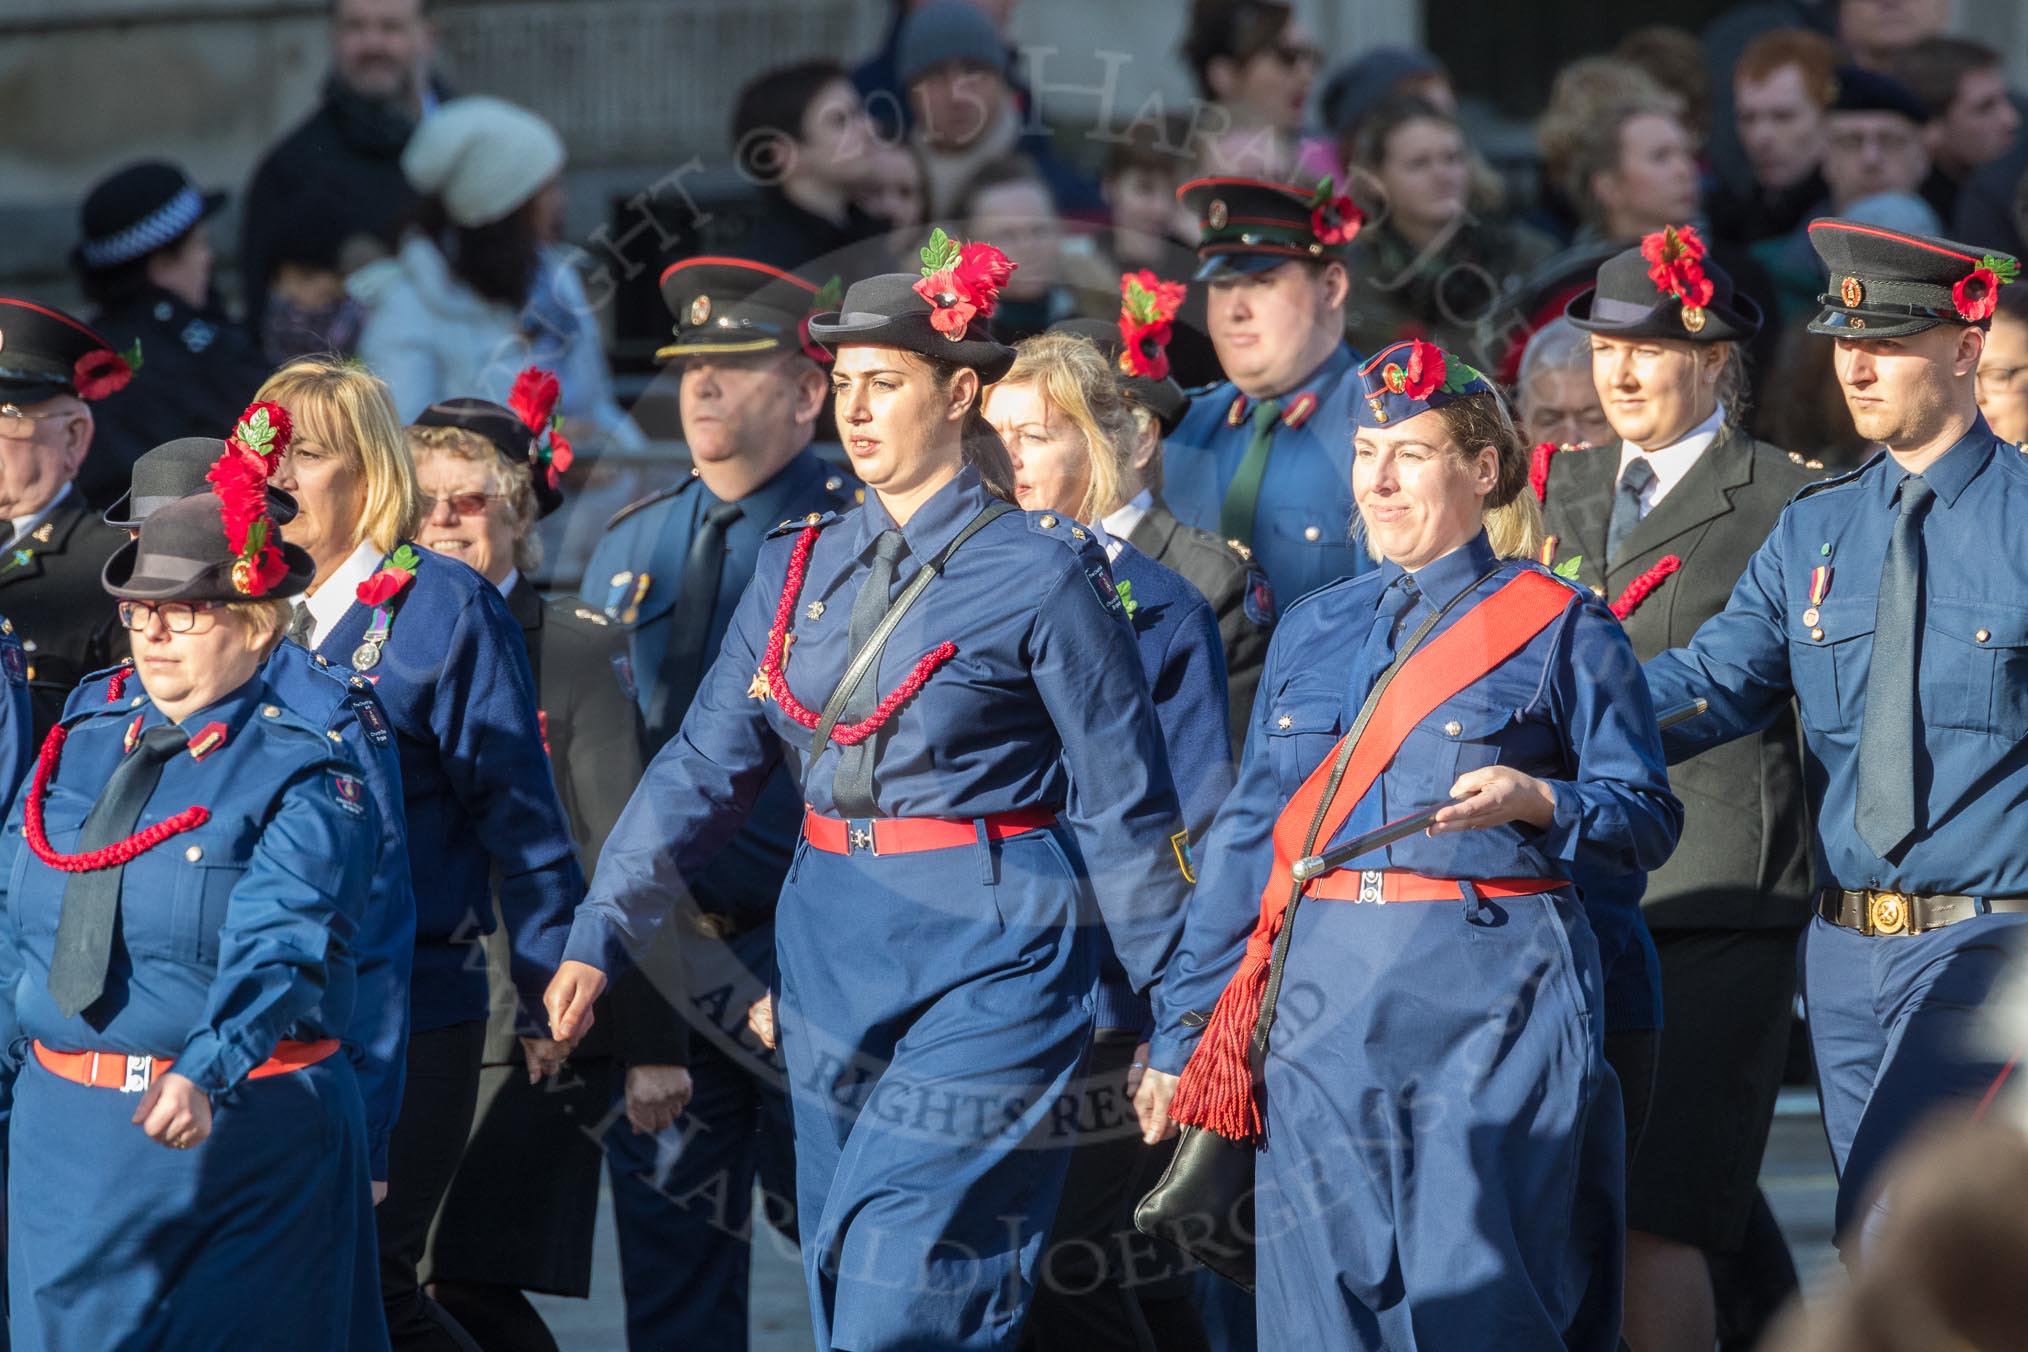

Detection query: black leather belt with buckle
(1817, 888), (2028, 937)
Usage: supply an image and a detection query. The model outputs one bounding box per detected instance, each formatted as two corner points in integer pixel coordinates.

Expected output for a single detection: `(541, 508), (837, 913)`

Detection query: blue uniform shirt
(1646, 421), (2028, 895)
(308, 546), (580, 1033)
(566, 465), (1194, 1009)
(1153, 530), (1683, 1074)
(65, 647), (414, 1178)
(0, 675), (377, 1101)
(1164, 343), (1372, 605)
(1097, 537), (1235, 1032)
(580, 450), (857, 924)
(0, 619), (30, 824)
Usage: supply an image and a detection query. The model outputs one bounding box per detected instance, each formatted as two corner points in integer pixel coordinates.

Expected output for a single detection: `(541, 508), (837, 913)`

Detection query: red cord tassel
(22, 725), (209, 872)
(1528, 441), (1557, 503)
(1610, 554), (1682, 621)
(760, 525), (957, 744)
(1167, 944), (1275, 1144)
(104, 664), (129, 702)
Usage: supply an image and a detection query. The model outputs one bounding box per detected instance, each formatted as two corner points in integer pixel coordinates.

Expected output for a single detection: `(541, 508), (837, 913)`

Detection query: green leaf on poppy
(918, 228), (960, 277)
(238, 405), (278, 456)
(810, 274), (843, 312)
(1440, 356), (1485, 393)
(119, 339), (144, 374)
(389, 544), (422, 574)
(1552, 554), (1584, 580)
(1114, 578), (1138, 617)
(245, 517), (268, 557)
(1982, 254), (2020, 284)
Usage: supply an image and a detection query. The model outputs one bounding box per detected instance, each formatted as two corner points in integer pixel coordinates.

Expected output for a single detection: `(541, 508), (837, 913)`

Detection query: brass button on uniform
(1303, 525), (1322, 541)
(184, 845), (203, 863)
(1811, 626), (1825, 641)
(1277, 714), (1292, 730)
(1443, 720), (1462, 737)
(262, 705), (281, 718)
(1039, 514), (1057, 528)
(1977, 629), (1991, 643)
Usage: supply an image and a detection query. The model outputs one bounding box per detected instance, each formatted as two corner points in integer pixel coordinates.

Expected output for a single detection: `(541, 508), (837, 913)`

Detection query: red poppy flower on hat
(1640, 224), (1716, 309)
(1306, 177), (1363, 246)
(72, 340), (143, 401)
(507, 366), (574, 488)
(232, 400), (293, 469)
(1118, 270), (1187, 381)
(913, 229), (1017, 338)
(1953, 255), (2019, 322)
(1400, 340), (1445, 400)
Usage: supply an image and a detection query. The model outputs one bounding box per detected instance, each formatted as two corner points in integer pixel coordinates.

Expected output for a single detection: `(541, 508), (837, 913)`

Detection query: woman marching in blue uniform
(253, 357), (582, 1352)
(982, 326), (1228, 1351)
(545, 233), (1196, 1352)
(0, 464), (384, 1350)
(80, 417), (417, 1205)
(1142, 341), (1683, 1350)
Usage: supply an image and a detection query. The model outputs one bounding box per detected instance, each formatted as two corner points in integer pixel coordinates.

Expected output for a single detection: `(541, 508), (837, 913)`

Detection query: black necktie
(650, 500), (744, 747)
(286, 602), (315, 647)
(1854, 475), (1934, 859)
(1607, 456), (1656, 562)
(47, 723), (191, 1019)
(831, 529), (909, 817)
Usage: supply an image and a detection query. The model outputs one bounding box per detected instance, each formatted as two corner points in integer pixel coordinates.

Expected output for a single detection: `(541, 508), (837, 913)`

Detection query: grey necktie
(831, 529), (909, 817)
(1853, 475), (1934, 859)
(286, 603), (316, 647)
(1607, 456), (1657, 562)
(47, 723), (192, 1020)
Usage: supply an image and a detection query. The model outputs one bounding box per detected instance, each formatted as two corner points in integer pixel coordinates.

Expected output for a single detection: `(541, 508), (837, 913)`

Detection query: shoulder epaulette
(1789, 452), (1880, 503)
(604, 474), (700, 532)
(1026, 510), (1101, 551)
(767, 509), (844, 539)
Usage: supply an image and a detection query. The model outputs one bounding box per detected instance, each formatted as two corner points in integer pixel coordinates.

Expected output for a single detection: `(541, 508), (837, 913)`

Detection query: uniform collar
(722, 447), (837, 532)
(133, 670), (268, 749)
(1225, 343), (1356, 427)
(1874, 417), (1996, 510)
(856, 463), (992, 564)
(1374, 528), (1497, 612)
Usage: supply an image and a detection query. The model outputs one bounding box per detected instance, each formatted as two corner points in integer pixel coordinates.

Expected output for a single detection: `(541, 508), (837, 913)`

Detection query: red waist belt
(33, 1037), (339, 1092)
(1304, 869), (1559, 903)
(803, 807), (1058, 856)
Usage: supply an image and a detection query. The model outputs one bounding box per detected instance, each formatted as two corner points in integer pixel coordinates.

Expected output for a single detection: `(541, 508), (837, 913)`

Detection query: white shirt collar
(1617, 403), (1726, 516)
(494, 567), (520, 597)
(1101, 489), (1153, 549)
(9, 482), (71, 548)
(1084, 514), (1125, 563)
(297, 539), (387, 648)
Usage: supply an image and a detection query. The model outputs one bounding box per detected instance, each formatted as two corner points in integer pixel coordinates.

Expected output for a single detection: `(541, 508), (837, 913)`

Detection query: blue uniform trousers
(606, 924), (797, 1352)
(1802, 911), (2028, 1249)
(774, 833), (1098, 1352)
(1253, 889), (1621, 1351)
(8, 1054), (384, 1352)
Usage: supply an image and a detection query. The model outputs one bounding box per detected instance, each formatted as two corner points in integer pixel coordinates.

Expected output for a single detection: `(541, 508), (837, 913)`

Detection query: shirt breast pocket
(1267, 506), (1348, 555)
(172, 861), (248, 966)
(1788, 597), (1874, 733)
(1262, 687), (1343, 791)
(1398, 698), (1520, 803)
(1923, 601), (2028, 737)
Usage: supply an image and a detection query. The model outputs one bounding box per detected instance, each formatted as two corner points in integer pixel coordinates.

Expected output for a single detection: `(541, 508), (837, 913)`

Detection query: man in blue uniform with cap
(1645, 218), (2028, 1255)
(1163, 175), (1369, 606)
(578, 255), (855, 1351)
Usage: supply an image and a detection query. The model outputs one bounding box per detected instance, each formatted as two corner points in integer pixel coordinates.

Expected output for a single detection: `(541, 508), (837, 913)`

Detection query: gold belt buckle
(1867, 890), (1910, 936)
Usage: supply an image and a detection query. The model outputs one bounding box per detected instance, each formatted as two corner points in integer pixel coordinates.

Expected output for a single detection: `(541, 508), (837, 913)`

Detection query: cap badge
(1840, 275), (1865, 308)
(1382, 362), (1407, 394)
(1680, 305), (1707, 334)
(1206, 199), (1228, 230)
(689, 295), (712, 326)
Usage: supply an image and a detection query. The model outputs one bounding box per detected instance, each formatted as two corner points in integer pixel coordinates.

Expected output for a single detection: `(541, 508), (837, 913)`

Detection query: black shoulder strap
(809, 500), (1016, 755)
(1247, 563), (1501, 1073)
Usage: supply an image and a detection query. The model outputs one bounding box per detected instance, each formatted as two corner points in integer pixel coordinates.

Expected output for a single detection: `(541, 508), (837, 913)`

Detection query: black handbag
(1133, 572), (1494, 1291)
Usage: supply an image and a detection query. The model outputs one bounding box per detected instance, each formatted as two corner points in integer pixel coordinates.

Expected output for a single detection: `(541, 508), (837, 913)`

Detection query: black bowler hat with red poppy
(0, 298), (139, 407)
(1805, 218), (2021, 339)
(1566, 224), (1761, 344)
(805, 229), (1018, 382)
(1176, 175), (1364, 281)
(1051, 270), (1191, 433)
